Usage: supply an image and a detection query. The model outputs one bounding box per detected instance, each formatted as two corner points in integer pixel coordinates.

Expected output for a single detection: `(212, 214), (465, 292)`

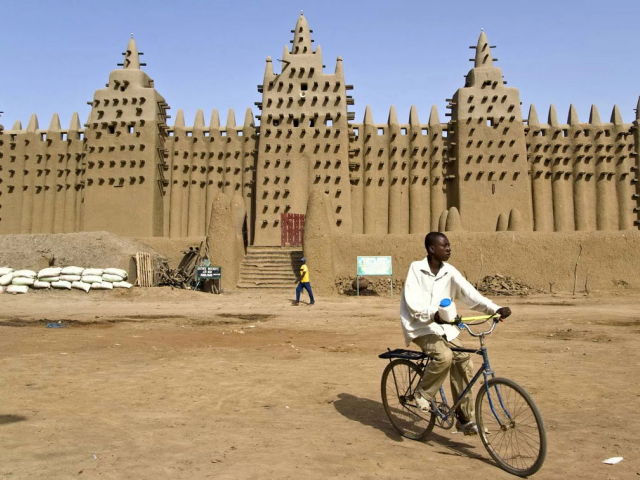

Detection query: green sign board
(357, 256), (392, 276)
(196, 266), (222, 280)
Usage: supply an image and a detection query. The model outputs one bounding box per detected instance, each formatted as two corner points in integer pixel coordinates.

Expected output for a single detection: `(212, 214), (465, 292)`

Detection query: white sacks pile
(0, 266), (132, 294)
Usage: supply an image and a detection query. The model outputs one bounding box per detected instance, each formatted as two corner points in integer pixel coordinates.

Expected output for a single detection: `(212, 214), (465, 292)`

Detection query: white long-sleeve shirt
(400, 258), (501, 346)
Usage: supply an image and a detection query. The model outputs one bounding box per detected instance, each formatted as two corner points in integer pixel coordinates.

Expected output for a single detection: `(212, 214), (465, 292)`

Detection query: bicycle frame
(431, 318), (513, 429)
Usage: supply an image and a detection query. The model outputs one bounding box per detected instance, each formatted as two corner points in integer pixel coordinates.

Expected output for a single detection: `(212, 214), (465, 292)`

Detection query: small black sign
(196, 266), (221, 280)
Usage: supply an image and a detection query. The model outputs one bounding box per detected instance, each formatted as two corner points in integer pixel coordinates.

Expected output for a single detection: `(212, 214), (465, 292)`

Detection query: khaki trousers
(413, 334), (475, 421)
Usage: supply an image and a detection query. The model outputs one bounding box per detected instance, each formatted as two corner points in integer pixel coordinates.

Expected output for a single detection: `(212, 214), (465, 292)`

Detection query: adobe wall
(82, 39), (169, 237)
(526, 105), (635, 232)
(0, 232), (161, 281)
(136, 236), (204, 268)
(165, 108), (257, 241)
(347, 104), (447, 235)
(1, 15), (639, 240)
(254, 13), (353, 246)
(0, 115), (85, 235)
(327, 231), (640, 293)
(451, 32), (532, 232)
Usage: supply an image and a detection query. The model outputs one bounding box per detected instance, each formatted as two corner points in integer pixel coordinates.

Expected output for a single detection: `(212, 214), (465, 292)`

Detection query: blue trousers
(296, 282), (315, 304)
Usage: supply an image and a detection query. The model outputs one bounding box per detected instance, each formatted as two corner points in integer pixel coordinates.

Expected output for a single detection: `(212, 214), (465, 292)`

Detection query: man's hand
(496, 307), (512, 320)
(433, 311), (448, 325)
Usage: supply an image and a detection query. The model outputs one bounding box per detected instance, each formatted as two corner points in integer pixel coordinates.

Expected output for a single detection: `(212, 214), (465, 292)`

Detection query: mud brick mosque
(0, 13), (637, 246)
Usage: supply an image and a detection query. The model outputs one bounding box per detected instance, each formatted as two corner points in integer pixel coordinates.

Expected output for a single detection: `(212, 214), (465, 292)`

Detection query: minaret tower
(82, 36), (170, 237)
(254, 12), (353, 245)
(449, 31), (532, 231)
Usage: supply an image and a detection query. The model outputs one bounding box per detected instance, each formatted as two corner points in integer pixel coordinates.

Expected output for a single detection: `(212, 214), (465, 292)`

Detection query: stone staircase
(237, 246), (303, 290)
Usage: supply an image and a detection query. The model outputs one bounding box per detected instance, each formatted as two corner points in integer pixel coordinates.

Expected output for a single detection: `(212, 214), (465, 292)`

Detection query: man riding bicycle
(400, 232), (511, 435)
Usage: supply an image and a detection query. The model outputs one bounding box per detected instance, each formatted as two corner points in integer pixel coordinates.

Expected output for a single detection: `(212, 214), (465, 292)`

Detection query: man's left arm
(451, 269), (511, 319)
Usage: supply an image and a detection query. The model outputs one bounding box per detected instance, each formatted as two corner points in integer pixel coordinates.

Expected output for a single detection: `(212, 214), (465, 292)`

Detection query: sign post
(196, 266), (222, 293)
(356, 256), (393, 297)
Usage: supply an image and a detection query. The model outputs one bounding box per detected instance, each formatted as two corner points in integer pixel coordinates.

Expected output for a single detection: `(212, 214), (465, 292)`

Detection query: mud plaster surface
(329, 230), (640, 293)
(1, 288), (639, 479)
(0, 232), (162, 277)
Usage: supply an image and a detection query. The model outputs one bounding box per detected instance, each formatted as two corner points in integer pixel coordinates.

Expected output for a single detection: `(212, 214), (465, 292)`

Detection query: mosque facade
(0, 13), (637, 244)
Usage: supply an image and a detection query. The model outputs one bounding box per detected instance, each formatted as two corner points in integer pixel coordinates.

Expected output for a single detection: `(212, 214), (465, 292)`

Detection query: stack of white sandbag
(93, 268), (132, 290)
(71, 267), (132, 293)
(0, 265), (133, 294)
(7, 269), (37, 294)
(0, 267), (15, 294)
(52, 265), (84, 290)
(32, 267), (62, 290)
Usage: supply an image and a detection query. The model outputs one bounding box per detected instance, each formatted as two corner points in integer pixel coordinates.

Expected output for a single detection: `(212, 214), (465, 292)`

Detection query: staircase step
(242, 259), (301, 265)
(237, 246), (304, 289)
(241, 275), (297, 281)
(243, 255), (301, 259)
(247, 245), (302, 252)
(242, 262), (297, 267)
(237, 282), (294, 289)
(241, 264), (297, 270)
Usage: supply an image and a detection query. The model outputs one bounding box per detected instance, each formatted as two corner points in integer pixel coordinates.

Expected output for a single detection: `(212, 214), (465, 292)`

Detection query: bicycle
(379, 314), (547, 477)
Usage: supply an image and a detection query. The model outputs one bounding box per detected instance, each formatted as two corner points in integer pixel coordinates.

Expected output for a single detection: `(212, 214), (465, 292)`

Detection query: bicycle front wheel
(475, 377), (547, 477)
(380, 359), (435, 440)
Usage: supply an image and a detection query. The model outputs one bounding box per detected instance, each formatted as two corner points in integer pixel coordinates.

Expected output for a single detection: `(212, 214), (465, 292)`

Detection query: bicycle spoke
(381, 359), (435, 440)
(476, 378), (546, 476)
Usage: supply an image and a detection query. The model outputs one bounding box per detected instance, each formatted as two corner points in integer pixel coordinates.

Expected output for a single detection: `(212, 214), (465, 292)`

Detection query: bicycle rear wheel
(475, 377), (547, 477)
(380, 359), (435, 440)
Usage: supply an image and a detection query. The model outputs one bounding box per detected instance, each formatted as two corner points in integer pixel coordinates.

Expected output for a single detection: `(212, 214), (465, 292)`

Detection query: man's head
(424, 232), (451, 262)
(300, 257), (306, 264)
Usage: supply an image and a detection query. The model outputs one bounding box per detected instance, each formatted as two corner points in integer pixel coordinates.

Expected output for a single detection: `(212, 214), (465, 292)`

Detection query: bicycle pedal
(434, 403), (454, 429)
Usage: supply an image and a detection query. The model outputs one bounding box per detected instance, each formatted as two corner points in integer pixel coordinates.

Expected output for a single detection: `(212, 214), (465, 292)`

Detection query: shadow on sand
(332, 393), (495, 467)
(0, 414), (27, 426)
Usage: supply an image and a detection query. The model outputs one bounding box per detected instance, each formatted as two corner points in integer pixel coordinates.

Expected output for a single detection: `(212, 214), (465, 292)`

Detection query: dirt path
(1, 288), (638, 479)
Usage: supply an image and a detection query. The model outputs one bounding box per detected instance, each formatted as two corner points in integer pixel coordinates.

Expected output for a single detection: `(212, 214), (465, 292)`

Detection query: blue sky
(1, 0), (639, 129)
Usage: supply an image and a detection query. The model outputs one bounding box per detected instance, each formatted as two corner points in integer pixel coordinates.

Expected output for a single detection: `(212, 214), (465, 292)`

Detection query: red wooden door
(281, 213), (306, 246)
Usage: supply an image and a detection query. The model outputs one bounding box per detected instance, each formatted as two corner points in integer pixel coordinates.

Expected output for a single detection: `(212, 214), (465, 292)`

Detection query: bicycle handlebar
(456, 314), (501, 337)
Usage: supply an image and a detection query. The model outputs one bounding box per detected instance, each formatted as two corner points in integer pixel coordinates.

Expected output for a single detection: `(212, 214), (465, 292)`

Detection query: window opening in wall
(605, 130), (611, 137)
(204, 131), (210, 137)
(293, 119), (300, 127)
(541, 129), (546, 137)
(562, 129), (568, 137)
(422, 128), (428, 135)
(442, 130), (448, 138)
(221, 131), (227, 137)
(238, 131), (243, 137)
(309, 119), (315, 127)
(40, 133), (47, 141)
(378, 128), (384, 135)
(168, 130), (174, 136)
(108, 125), (115, 134)
(486, 118), (494, 127)
(301, 83), (308, 91)
(401, 128), (407, 135)
(353, 127), (359, 138)
(61, 133), (67, 141)
(584, 130), (590, 137)
(186, 131), (192, 137)
(273, 119), (280, 126)
(128, 125), (134, 134)
(326, 119), (333, 127)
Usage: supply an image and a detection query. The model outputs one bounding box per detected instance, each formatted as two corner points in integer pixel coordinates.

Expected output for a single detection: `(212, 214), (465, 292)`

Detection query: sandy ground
(1, 287), (639, 479)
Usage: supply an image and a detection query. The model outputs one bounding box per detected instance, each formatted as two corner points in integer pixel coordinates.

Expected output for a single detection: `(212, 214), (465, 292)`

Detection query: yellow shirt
(299, 264), (309, 283)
